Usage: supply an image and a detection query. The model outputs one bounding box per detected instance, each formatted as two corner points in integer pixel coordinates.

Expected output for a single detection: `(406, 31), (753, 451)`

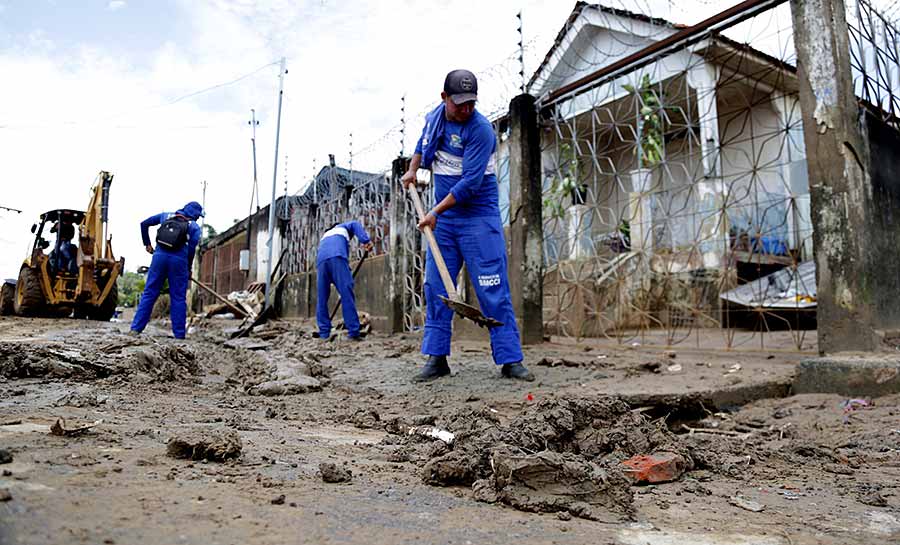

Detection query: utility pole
(264, 57), (286, 310)
(249, 109), (260, 213)
(200, 180), (207, 235)
(245, 109), (260, 260)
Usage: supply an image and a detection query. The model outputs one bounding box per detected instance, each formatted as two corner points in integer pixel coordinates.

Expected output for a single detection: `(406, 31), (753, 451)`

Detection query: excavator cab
(0, 171), (124, 319)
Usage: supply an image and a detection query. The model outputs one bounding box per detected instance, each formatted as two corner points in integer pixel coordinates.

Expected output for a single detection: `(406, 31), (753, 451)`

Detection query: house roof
(199, 164), (384, 251)
(527, 2), (685, 93)
(529, 2), (797, 104)
(291, 165), (385, 208)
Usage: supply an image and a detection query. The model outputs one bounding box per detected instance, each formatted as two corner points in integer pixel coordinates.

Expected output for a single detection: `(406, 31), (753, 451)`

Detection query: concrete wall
(861, 110), (900, 330)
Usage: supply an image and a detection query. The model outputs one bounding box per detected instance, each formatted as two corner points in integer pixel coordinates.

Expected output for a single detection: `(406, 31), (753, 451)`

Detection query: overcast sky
(0, 0), (889, 280)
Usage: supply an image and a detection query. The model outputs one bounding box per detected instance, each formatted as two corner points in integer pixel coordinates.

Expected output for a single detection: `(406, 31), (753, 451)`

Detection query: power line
(1, 60), (281, 130)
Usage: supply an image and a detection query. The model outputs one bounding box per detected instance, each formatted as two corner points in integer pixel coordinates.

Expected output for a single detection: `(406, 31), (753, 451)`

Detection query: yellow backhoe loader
(0, 171), (124, 319)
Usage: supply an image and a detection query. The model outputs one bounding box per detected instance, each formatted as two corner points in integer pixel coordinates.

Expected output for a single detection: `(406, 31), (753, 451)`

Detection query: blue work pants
(423, 216), (523, 365)
(316, 256), (361, 338)
(131, 251), (189, 338)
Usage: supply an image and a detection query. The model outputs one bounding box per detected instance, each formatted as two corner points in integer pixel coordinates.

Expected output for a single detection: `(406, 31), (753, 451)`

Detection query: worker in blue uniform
(401, 69), (534, 382)
(130, 201), (204, 339)
(315, 220), (373, 340)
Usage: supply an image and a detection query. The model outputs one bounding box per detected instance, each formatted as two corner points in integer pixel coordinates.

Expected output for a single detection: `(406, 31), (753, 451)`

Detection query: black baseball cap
(443, 69), (478, 104)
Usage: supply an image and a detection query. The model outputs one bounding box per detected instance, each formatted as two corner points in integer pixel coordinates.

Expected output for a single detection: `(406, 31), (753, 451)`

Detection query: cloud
(107, 1), (126, 11)
(0, 0), (581, 279)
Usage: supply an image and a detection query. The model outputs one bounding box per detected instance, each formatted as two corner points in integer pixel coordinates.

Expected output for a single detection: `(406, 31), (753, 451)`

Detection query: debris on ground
(49, 418), (103, 437)
(473, 451), (634, 522)
(54, 391), (108, 408)
(0, 489), (11, 502)
(536, 357), (585, 368)
(0, 342), (115, 379)
(166, 428), (242, 462)
(334, 311), (372, 337)
(387, 397), (693, 521)
(223, 338), (271, 351)
(130, 345), (199, 382)
(270, 494), (286, 505)
(536, 356), (611, 369)
(0, 449), (12, 464)
(319, 463), (352, 483)
(408, 426), (454, 444)
(621, 452), (688, 484)
(350, 408), (381, 429)
(728, 495), (765, 512)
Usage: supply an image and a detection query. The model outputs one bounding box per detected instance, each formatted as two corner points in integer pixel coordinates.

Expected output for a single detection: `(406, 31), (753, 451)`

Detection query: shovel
(406, 184), (503, 328)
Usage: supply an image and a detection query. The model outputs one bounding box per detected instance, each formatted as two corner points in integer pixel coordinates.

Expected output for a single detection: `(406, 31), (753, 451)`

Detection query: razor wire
(536, 1), (818, 351)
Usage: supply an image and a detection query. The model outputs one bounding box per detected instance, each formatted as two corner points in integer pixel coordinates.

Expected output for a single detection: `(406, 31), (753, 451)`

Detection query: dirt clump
(319, 462), (352, 483)
(54, 391), (108, 407)
(0, 342), (114, 379)
(0, 449), (12, 464)
(350, 408), (380, 429)
(391, 397), (692, 521)
(473, 451), (634, 522)
(166, 428), (242, 462)
(129, 344), (199, 382)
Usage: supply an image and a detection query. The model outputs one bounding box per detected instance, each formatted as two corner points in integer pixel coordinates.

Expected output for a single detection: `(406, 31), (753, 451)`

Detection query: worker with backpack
(130, 201), (204, 339)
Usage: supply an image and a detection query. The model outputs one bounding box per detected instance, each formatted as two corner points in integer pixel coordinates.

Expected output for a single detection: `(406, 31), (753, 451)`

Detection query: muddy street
(1, 316), (898, 545)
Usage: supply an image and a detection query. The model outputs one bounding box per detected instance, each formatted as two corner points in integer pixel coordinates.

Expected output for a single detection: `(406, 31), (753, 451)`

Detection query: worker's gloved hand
(361, 242), (373, 252)
(417, 211), (437, 231)
(145, 244), (154, 255)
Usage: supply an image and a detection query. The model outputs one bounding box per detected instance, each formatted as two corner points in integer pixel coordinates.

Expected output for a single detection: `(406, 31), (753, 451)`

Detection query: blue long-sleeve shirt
(141, 212), (202, 265)
(316, 221), (370, 265)
(414, 109), (498, 220)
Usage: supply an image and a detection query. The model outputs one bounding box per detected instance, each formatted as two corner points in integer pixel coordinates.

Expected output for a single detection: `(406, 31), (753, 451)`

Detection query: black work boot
(415, 355), (451, 382)
(501, 362), (535, 381)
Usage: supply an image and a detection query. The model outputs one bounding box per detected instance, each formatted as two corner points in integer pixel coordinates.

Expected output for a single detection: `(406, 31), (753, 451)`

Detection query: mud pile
(382, 397), (694, 521)
(0, 335), (202, 382)
(0, 341), (115, 379)
(167, 427), (243, 462)
(223, 325), (334, 396)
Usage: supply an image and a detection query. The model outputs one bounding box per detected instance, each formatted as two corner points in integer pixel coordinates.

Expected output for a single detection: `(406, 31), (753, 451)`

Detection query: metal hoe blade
(439, 295), (503, 328)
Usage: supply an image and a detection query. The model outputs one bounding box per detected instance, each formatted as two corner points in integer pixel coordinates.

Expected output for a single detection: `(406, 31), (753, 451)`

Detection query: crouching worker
(315, 220), (373, 340)
(130, 201), (204, 339)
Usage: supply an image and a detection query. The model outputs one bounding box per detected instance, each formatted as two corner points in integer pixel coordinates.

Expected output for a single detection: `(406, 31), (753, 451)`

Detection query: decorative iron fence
(536, 1), (816, 350)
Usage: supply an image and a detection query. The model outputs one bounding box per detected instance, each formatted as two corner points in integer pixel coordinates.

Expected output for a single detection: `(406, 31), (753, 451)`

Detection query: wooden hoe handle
(406, 184), (459, 301)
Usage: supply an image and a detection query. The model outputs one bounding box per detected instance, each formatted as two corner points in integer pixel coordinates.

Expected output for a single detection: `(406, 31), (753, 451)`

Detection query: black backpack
(156, 215), (190, 250)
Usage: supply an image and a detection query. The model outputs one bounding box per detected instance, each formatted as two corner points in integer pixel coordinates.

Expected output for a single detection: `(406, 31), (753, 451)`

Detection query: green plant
(623, 74), (664, 168)
(543, 142), (579, 220)
(202, 223), (218, 244)
(116, 271), (145, 307)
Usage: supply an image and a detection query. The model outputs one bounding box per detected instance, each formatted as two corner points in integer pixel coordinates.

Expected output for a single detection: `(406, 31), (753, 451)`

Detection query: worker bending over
(401, 69), (533, 382)
(316, 220), (372, 340)
(130, 201), (204, 339)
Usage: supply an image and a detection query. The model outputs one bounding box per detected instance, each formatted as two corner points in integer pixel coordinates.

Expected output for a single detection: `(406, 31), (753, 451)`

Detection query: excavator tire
(13, 267), (45, 317)
(90, 281), (118, 321)
(0, 282), (14, 316)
